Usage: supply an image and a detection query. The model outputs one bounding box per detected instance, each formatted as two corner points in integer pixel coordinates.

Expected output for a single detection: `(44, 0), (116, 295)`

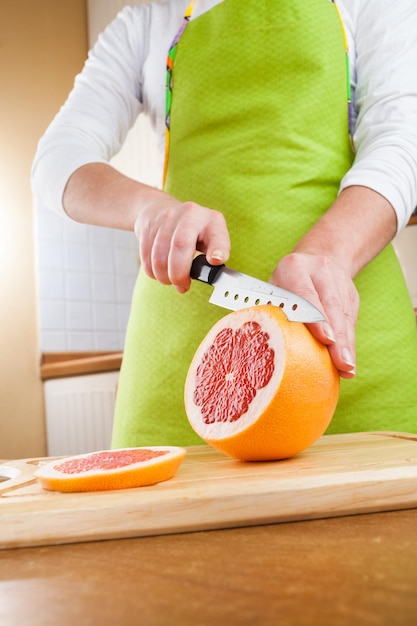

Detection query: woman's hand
(63, 163), (231, 292)
(133, 191), (230, 294)
(270, 185), (398, 379)
(271, 252), (359, 379)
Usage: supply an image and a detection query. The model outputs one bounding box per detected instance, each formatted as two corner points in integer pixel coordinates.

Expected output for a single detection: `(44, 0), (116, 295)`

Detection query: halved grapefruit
(34, 446), (186, 492)
(185, 305), (339, 461)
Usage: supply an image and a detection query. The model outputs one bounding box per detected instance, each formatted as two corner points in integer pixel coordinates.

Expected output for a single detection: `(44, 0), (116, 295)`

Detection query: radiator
(43, 372), (120, 456)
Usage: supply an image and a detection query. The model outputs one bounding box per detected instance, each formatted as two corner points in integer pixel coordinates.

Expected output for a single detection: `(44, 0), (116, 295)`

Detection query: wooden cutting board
(1, 432), (417, 550)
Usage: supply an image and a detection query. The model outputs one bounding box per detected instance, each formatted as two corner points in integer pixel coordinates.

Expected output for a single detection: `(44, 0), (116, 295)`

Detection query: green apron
(112, 0), (417, 447)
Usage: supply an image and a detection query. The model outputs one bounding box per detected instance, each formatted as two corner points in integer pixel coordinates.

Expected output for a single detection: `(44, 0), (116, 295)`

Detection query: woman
(32, 0), (417, 446)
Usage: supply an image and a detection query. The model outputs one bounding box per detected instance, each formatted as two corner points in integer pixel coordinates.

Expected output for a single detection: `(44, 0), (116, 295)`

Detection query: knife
(190, 254), (325, 323)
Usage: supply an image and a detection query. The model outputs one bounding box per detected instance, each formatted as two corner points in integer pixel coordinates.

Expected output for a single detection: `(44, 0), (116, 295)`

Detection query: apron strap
(164, 0), (196, 183)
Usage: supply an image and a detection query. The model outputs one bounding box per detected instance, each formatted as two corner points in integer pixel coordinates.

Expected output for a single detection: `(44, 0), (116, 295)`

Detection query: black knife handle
(190, 254), (225, 285)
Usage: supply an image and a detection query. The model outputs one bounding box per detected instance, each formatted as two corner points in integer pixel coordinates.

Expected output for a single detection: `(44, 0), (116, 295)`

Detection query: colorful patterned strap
(163, 0), (353, 184)
(164, 0), (195, 184)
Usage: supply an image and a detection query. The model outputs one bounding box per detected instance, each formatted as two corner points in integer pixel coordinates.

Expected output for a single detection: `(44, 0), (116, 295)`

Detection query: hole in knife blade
(279, 303), (285, 309)
(292, 304), (298, 311)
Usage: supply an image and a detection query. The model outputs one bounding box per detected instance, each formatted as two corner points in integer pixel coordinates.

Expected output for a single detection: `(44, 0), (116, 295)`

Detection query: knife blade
(190, 254), (325, 323)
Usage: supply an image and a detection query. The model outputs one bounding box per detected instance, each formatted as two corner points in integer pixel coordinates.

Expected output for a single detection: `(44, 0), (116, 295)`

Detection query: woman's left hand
(270, 252), (359, 379)
(269, 185), (399, 379)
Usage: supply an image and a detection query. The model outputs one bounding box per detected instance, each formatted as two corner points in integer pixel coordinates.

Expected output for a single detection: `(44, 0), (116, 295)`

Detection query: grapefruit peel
(34, 446), (186, 492)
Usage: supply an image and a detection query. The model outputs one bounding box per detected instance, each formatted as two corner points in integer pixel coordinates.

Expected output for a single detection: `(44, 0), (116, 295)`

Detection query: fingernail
(341, 347), (356, 369)
(323, 323), (335, 342)
(211, 250), (225, 262)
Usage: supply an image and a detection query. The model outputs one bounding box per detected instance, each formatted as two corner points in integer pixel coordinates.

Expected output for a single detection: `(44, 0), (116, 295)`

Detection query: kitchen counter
(40, 351), (123, 380)
(1, 509), (416, 626)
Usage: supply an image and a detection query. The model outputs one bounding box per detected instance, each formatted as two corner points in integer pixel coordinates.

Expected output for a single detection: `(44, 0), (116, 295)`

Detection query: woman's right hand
(63, 163), (231, 293)
(133, 187), (231, 293)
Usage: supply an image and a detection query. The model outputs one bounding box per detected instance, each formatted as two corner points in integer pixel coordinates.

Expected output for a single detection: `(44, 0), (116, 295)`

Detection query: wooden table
(1, 509), (416, 626)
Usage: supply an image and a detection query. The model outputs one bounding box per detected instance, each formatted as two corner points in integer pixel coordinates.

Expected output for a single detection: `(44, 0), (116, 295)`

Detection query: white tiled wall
(393, 224), (417, 309)
(36, 206), (139, 352)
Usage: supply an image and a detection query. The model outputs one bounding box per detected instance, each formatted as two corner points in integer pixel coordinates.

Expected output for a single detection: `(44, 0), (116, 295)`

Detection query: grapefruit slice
(34, 446), (186, 492)
(185, 305), (339, 461)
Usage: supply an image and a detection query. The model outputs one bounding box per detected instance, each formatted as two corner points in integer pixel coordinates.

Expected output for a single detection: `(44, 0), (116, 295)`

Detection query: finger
(149, 221), (179, 285)
(327, 343), (356, 379)
(168, 224), (203, 293)
(305, 310), (356, 377)
(151, 244), (171, 285)
(200, 209), (230, 265)
(337, 307), (357, 376)
(308, 316), (356, 378)
(310, 291), (357, 376)
(135, 211), (161, 280)
(149, 207), (194, 287)
(137, 233), (157, 281)
(169, 207), (230, 292)
(168, 247), (193, 294)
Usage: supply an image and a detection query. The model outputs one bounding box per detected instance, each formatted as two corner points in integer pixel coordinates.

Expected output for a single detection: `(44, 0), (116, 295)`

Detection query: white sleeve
(31, 0), (208, 217)
(31, 6), (152, 215)
(339, 0), (417, 232)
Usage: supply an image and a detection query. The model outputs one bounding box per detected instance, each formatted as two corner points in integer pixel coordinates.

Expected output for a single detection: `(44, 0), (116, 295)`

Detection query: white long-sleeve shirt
(31, 0), (417, 232)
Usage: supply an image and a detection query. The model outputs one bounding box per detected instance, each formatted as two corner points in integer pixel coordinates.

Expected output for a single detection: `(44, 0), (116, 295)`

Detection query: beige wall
(0, 0), (87, 458)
